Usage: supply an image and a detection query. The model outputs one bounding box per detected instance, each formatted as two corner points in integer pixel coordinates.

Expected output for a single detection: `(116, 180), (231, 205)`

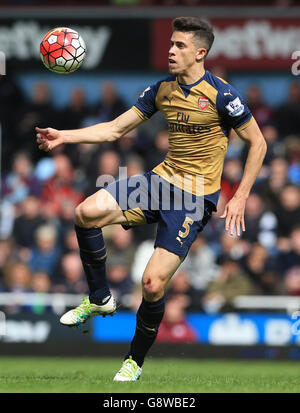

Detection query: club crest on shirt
(198, 97), (209, 111)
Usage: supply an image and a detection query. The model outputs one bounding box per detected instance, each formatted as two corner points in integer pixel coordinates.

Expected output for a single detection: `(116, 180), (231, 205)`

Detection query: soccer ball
(40, 27), (86, 74)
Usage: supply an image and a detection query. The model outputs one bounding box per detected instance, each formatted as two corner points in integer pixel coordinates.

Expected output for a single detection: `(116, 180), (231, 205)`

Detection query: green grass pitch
(0, 357), (299, 393)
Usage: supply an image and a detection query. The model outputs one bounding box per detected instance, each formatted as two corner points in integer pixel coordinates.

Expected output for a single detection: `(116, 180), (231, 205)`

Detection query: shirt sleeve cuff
(131, 105), (149, 121)
(234, 115), (254, 132)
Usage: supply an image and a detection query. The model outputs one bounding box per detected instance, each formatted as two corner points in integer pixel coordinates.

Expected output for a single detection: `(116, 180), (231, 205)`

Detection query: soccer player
(36, 17), (267, 381)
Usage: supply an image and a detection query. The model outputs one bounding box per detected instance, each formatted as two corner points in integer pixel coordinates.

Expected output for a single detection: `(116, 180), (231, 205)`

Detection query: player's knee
(74, 203), (85, 226)
(75, 198), (112, 228)
(74, 202), (93, 227)
(142, 275), (165, 301)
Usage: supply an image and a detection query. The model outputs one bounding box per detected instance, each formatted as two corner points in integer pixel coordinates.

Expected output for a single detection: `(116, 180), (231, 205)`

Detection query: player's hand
(220, 195), (246, 237)
(35, 127), (64, 152)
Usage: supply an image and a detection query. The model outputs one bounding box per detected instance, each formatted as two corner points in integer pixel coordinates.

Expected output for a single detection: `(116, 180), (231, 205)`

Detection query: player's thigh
(142, 246), (183, 298)
(75, 188), (128, 227)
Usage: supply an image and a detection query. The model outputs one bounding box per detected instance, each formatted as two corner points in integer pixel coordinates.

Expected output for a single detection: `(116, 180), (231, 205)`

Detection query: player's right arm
(35, 108), (144, 152)
(217, 83), (267, 237)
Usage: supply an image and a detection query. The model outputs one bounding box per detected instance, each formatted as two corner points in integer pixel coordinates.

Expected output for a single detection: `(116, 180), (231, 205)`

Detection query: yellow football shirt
(132, 70), (253, 209)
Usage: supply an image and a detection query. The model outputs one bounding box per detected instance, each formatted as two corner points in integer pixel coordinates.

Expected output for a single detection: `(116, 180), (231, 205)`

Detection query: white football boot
(60, 295), (116, 326)
(113, 357), (142, 382)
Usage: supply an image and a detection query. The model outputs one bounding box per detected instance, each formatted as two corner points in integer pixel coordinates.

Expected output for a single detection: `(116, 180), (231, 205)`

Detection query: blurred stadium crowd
(1, 71), (300, 341)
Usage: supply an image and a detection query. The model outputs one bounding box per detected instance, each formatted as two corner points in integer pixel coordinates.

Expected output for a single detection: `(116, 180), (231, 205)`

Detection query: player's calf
(122, 295), (166, 369)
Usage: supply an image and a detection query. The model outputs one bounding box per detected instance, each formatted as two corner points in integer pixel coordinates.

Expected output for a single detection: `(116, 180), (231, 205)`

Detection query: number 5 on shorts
(178, 216), (194, 238)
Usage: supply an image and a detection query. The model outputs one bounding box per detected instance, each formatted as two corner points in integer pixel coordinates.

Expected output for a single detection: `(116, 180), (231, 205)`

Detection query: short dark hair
(172, 17), (214, 57)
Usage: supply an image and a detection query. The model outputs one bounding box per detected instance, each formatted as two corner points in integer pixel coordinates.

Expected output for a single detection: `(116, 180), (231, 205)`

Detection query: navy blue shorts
(103, 171), (214, 258)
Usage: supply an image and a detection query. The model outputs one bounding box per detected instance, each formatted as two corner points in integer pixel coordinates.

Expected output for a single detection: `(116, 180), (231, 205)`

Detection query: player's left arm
(220, 117), (267, 236)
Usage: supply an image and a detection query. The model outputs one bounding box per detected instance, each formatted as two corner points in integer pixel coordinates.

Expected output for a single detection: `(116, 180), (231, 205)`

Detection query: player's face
(168, 31), (205, 77)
